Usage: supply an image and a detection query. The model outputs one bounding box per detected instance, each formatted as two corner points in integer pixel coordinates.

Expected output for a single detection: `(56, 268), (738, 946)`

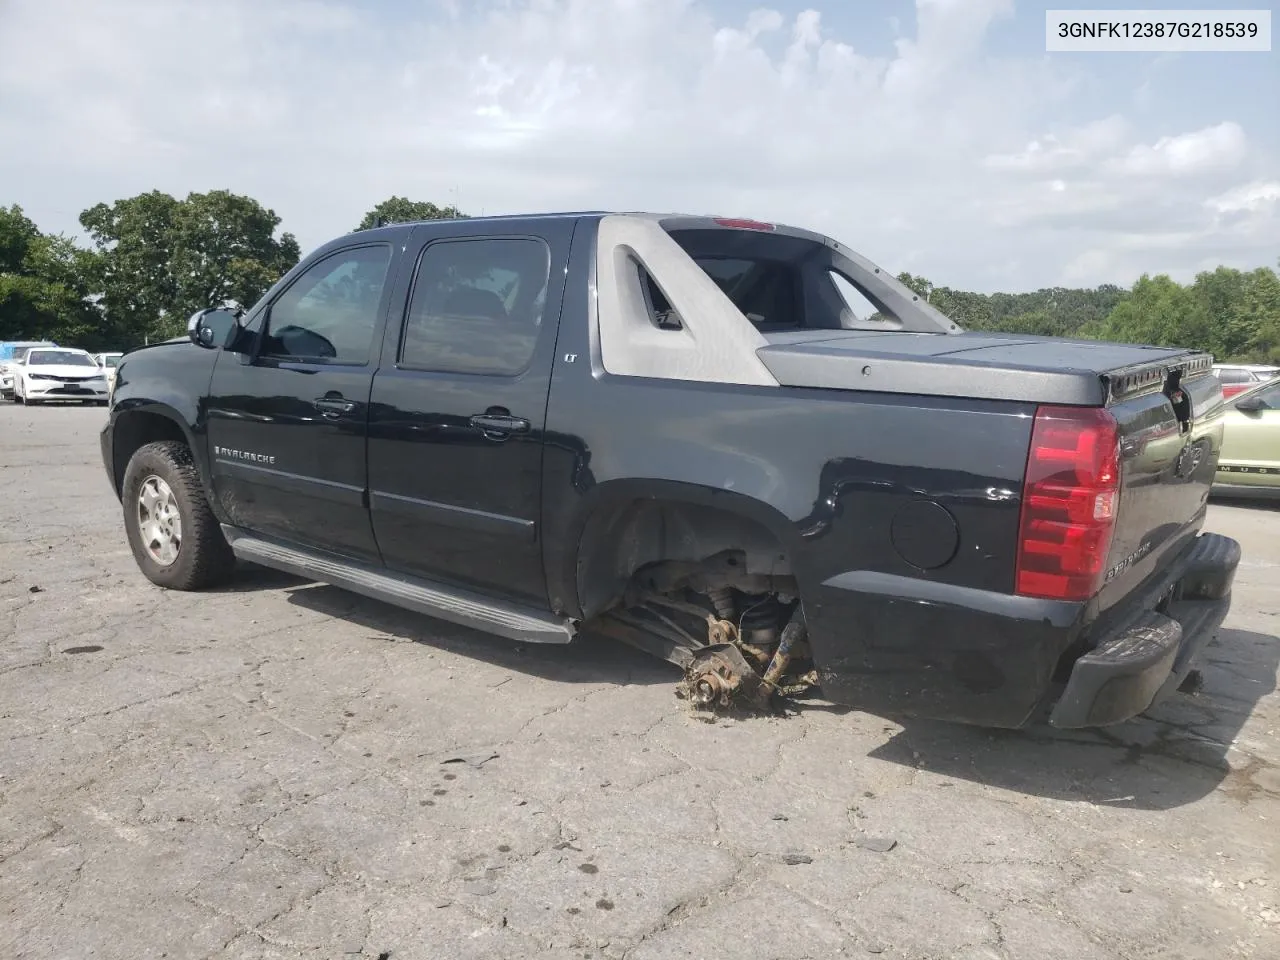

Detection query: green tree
(0, 203), (40, 273)
(356, 196), (465, 231)
(890, 273), (1126, 337)
(895, 271), (933, 301)
(81, 190), (299, 343)
(1091, 274), (1214, 351)
(1188, 266), (1249, 358)
(0, 204), (104, 347)
(1236, 266), (1280, 362)
(170, 190), (301, 319)
(988, 309), (1066, 338)
(80, 191), (181, 343)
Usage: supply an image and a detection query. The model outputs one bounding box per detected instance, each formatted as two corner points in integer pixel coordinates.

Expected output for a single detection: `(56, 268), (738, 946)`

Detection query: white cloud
(983, 115), (1130, 173)
(0, 0), (1275, 293)
(1207, 180), (1280, 215)
(1111, 122), (1249, 177)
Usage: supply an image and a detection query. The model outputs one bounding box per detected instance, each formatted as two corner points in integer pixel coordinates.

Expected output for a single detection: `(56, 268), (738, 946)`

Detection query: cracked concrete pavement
(1, 405), (1277, 959)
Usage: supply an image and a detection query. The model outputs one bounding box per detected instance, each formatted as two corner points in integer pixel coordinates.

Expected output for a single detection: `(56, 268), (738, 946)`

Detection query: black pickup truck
(101, 212), (1241, 729)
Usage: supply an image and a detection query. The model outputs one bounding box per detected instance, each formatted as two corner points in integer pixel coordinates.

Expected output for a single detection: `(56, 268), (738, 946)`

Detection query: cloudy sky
(1, 0), (1276, 291)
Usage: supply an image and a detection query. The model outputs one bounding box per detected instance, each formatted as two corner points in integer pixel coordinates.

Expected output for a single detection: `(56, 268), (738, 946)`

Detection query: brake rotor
(677, 643), (776, 712)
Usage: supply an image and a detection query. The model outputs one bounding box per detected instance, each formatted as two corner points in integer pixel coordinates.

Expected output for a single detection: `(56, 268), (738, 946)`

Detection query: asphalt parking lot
(1, 405), (1277, 960)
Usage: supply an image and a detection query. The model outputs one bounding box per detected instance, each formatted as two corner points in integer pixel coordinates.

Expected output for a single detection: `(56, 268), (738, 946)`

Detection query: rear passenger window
(400, 238), (550, 376)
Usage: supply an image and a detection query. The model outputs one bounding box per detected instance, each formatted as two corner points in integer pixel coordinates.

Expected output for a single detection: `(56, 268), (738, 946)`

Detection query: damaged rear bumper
(801, 531), (1240, 729)
(1048, 532), (1239, 728)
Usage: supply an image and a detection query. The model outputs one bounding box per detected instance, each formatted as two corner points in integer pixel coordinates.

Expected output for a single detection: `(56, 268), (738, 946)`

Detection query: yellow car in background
(1214, 377), (1280, 498)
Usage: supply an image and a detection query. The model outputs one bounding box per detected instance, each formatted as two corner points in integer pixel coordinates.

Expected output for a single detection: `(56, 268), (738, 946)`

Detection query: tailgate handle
(1163, 369), (1191, 433)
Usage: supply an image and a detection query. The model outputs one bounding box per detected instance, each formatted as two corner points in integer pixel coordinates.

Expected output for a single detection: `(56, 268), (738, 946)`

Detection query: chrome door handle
(469, 414), (530, 435)
(314, 396), (356, 418)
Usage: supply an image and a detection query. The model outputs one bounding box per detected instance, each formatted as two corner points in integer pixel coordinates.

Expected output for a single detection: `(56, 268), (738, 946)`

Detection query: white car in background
(94, 352), (124, 393)
(0, 340), (57, 398)
(12, 347), (110, 405)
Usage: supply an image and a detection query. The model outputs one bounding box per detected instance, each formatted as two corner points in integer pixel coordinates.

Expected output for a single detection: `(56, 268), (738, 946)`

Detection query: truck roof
(347, 211), (829, 243)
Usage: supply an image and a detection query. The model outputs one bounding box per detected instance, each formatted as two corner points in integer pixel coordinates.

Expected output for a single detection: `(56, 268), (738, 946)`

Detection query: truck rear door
(365, 216), (576, 605)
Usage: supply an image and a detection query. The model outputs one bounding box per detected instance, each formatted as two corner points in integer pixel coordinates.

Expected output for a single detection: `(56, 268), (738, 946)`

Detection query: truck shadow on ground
(233, 567), (1277, 812)
(867, 627), (1279, 811)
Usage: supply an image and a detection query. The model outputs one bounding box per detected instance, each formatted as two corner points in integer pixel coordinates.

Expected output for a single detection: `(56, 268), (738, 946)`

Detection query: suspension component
(591, 588), (818, 716)
(738, 593), (793, 647)
(706, 585), (737, 621)
(677, 643), (774, 712)
(762, 611), (809, 687)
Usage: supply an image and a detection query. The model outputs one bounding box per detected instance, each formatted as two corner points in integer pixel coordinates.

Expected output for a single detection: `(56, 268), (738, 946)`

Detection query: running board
(223, 527), (576, 644)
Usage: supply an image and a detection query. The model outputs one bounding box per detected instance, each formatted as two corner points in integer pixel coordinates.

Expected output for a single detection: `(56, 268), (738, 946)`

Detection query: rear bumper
(803, 531), (1240, 729)
(1048, 532), (1239, 728)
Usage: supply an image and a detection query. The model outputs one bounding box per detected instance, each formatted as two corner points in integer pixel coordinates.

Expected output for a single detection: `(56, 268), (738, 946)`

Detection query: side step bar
(223, 527), (576, 644)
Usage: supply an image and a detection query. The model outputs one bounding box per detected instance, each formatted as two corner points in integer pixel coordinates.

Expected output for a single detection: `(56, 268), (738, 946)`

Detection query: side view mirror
(1233, 395), (1267, 413)
(188, 307), (243, 350)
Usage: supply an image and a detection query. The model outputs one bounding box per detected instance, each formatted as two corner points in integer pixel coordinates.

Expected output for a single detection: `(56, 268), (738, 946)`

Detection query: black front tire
(121, 440), (236, 590)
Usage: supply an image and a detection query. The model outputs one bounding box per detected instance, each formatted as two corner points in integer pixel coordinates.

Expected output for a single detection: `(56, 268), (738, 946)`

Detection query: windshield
(103, 355), (122, 367)
(28, 350), (95, 367)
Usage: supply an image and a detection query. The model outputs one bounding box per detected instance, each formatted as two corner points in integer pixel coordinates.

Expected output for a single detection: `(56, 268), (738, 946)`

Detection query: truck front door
(207, 239), (401, 564)
(366, 218), (574, 605)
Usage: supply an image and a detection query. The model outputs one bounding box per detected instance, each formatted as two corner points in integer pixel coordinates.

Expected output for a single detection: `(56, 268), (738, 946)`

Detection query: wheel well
(575, 498), (795, 619)
(111, 411), (189, 495)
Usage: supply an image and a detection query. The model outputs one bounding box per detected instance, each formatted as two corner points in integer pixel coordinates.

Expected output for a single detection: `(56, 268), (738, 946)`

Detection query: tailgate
(1095, 353), (1224, 613)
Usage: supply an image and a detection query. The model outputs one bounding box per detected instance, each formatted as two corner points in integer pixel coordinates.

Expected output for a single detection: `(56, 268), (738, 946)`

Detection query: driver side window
(261, 245), (392, 364)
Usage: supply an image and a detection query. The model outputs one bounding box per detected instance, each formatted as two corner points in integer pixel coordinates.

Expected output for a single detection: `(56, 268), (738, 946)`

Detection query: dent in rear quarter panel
(541, 219), (1061, 725)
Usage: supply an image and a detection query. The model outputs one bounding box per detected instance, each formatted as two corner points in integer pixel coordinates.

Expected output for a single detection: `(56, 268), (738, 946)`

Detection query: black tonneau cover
(756, 330), (1214, 406)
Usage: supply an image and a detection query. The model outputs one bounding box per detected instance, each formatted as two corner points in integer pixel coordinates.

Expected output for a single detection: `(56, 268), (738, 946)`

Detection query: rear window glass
(659, 227), (908, 334)
(693, 257), (800, 330)
(1216, 369), (1255, 384)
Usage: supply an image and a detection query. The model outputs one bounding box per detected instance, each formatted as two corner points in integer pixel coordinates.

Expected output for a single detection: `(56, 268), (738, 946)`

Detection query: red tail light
(1015, 405), (1121, 601)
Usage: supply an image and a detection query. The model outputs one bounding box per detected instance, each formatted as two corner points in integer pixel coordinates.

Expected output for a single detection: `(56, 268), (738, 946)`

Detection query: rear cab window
(647, 224), (915, 335)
